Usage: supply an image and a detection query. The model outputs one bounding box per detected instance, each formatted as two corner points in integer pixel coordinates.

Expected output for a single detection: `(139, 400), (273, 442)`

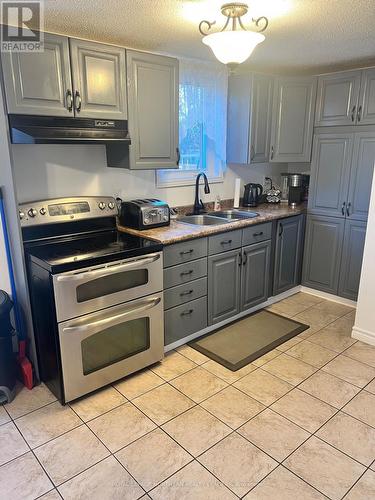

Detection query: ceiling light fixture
(199, 2), (268, 68)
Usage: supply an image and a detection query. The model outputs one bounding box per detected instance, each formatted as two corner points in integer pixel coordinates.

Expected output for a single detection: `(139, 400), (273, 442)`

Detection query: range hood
(8, 114), (131, 145)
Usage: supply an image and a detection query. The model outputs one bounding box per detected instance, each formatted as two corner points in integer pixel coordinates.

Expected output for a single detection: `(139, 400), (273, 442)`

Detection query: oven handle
(62, 296), (161, 333)
(56, 253), (160, 282)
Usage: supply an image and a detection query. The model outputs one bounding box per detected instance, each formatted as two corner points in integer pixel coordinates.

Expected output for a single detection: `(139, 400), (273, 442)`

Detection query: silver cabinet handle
(180, 249), (193, 255)
(56, 253), (160, 282)
(279, 222), (283, 237)
(176, 147), (180, 166)
(346, 202), (351, 217)
(242, 251), (248, 266)
(250, 145), (255, 162)
(253, 231), (264, 237)
(181, 309), (193, 316)
(62, 296), (161, 333)
(351, 105), (356, 122)
(180, 270), (193, 276)
(179, 290), (193, 297)
(220, 239), (232, 245)
(341, 201), (346, 216)
(74, 90), (82, 112)
(66, 89), (73, 112)
(357, 105), (362, 122)
(238, 251), (242, 266)
(270, 146), (274, 160)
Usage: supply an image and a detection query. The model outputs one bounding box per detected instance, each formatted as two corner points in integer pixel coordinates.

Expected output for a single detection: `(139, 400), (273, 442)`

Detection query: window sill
(155, 171), (224, 188)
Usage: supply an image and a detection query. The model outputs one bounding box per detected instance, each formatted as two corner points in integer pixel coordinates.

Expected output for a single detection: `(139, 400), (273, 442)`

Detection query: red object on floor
(17, 340), (33, 389)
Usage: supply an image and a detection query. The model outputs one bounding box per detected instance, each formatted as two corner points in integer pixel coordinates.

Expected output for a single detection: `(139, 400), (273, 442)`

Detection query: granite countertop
(117, 203), (307, 245)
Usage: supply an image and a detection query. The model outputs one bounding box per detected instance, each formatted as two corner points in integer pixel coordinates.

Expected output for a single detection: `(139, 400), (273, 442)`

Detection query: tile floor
(1, 292), (375, 499)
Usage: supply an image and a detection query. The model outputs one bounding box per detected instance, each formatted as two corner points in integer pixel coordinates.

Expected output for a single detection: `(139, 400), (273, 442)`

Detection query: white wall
(352, 168), (375, 345)
(0, 217), (11, 294)
(12, 144), (285, 205)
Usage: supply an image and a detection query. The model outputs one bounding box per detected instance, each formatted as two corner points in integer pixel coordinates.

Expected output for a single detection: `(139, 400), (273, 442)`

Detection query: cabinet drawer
(208, 229), (242, 255)
(164, 258), (207, 289)
(164, 277), (207, 310)
(242, 222), (272, 245)
(163, 238), (207, 268)
(165, 296), (207, 345)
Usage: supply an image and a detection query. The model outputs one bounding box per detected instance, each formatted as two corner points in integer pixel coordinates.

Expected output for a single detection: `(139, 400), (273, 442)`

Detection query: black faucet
(192, 172), (210, 215)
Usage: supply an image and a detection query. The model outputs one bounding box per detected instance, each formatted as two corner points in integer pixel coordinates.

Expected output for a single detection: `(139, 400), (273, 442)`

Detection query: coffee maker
(280, 173), (310, 207)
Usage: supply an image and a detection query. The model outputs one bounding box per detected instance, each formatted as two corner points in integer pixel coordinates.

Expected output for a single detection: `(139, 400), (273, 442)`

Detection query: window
(156, 58), (228, 187)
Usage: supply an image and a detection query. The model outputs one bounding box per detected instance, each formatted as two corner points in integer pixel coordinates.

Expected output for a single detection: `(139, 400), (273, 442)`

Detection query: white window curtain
(156, 58), (228, 187)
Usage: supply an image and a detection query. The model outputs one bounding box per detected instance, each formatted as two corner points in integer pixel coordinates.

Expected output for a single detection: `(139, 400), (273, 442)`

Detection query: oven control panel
(19, 196), (118, 226)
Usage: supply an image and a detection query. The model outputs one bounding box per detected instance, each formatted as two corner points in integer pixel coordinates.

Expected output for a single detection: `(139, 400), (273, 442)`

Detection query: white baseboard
(165, 286), (301, 353)
(351, 325), (375, 346)
(300, 286), (357, 308)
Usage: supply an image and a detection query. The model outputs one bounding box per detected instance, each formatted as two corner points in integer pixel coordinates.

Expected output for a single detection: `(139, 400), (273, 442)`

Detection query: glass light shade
(202, 30), (265, 65)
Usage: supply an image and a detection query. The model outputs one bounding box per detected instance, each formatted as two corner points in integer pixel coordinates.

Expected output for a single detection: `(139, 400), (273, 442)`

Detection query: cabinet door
(270, 77), (316, 163)
(338, 220), (367, 301)
(250, 74), (273, 163)
(273, 216), (304, 295)
(241, 240), (271, 310)
(308, 133), (353, 218)
(1, 33), (72, 116)
(208, 249), (241, 325)
(127, 50), (179, 169)
(302, 215), (345, 294)
(315, 71), (361, 126)
(69, 39), (126, 119)
(358, 69), (375, 125)
(347, 132), (375, 221)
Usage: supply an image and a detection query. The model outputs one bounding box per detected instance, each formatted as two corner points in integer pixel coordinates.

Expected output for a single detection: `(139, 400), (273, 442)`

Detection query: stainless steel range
(21, 196), (164, 403)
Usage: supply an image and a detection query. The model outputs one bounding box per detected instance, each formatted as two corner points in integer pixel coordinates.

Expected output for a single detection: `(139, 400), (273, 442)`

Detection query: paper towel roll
(233, 178), (241, 208)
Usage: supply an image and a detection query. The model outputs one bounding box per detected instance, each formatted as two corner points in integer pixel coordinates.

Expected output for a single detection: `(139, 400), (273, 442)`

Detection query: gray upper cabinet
(241, 240), (271, 310)
(347, 131), (375, 221)
(338, 220), (367, 301)
(308, 132), (353, 217)
(270, 76), (317, 162)
(273, 216), (304, 295)
(126, 50), (179, 169)
(315, 70), (361, 126)
(1, 33), (72, 116)
(358, 69), (375, 125)
(69, 39), (127, 119)
(227, 73), (273, 164)
(302, 215), (345, 294)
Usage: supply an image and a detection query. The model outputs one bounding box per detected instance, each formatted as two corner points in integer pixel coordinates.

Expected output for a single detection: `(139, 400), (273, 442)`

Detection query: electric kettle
(243, 183), (263, 207)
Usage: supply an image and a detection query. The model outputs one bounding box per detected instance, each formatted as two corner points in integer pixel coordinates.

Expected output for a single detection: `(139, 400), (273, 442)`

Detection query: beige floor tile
(202, 359), (256, 384)
(313, 301), (354, 318)
(267, 300), (311, 317)
(293, 307), (339, 331)
(345, 341), (375, 368)
(271, 388), (336, 433)
(39, 490), (61, 499)
(5, 383), (56, 419)
(365, 379), (375, 394)
(88, 402), (156, 452)
(58, 455), (144, 500)
(251, 349), (281, 367)
(162, 406), (231, 456)
(175, 345), (210, 365)
(34, 425), (109, 486)
(198, 433), (277, 497)
(285, 292), (324, 308)
(0, 421), (29, 466)
(150, 460), (237, 500)
(284, 436), (365, 500)
(70, 386), (127, 421)
(114, 370), (165, 400)
(243, 465), (326, 500)
(275, 336), (303, 352)
(345, 469), (375, 500)
(285, 340), (337, 368)
(201, 386), (265, 429)
(169, 367), (228, 403)
(0, 406), (10, 426)
(299, 371), (360, 409)
(308, 316), (357, 353)
(234, 369), (293, 405)
(116, 428), (192, 490)
(344, 309), (357, 324)
(322, 355), (375, 388)
(238, 408), (310, 461)
(316, 412), (375, 466)
(150, 351), (197, 381)
(297, 326), (321, 339)
(343, 391), (375, 428)
(16, 401), (82, 448)
(261, 353), (317, 386)
(133, 384), (194, 425)
(0, 452), (53, 499)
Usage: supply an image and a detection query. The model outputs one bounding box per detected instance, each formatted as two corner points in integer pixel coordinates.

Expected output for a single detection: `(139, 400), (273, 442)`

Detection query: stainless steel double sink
(177, 209), (259, 226)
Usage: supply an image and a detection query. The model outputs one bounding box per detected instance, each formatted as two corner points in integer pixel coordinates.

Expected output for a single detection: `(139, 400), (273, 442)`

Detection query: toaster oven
(120, 199), (170, 230)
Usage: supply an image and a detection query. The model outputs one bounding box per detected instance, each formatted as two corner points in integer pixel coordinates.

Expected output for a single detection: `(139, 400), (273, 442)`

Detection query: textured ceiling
(36, 0), (375, 74)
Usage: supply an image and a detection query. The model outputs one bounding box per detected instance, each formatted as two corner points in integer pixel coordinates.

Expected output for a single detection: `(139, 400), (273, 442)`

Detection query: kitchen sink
(207, 209), (259, 220)
(177, 214), (232, 226)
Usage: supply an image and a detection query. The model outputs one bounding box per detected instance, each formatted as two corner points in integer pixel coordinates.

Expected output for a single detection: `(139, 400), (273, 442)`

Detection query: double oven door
(53, 252), (164, 402)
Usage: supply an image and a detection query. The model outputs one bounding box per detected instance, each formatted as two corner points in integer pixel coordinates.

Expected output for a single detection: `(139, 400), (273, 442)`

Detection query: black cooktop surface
(26, 230), (163, 273)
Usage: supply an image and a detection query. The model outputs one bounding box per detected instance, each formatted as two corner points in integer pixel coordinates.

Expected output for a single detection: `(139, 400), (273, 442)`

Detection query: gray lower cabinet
(242, 241), (271, 310)
(302, 215), (346, 295)
(338, 220), (367, 301)
(273, 216), (304, 295)
(208, 249), (241, 325)
(165, 296), (207, 345)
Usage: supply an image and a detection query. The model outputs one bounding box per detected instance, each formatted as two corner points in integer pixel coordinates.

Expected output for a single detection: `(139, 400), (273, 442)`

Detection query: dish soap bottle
(214, 195), (222, 211)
